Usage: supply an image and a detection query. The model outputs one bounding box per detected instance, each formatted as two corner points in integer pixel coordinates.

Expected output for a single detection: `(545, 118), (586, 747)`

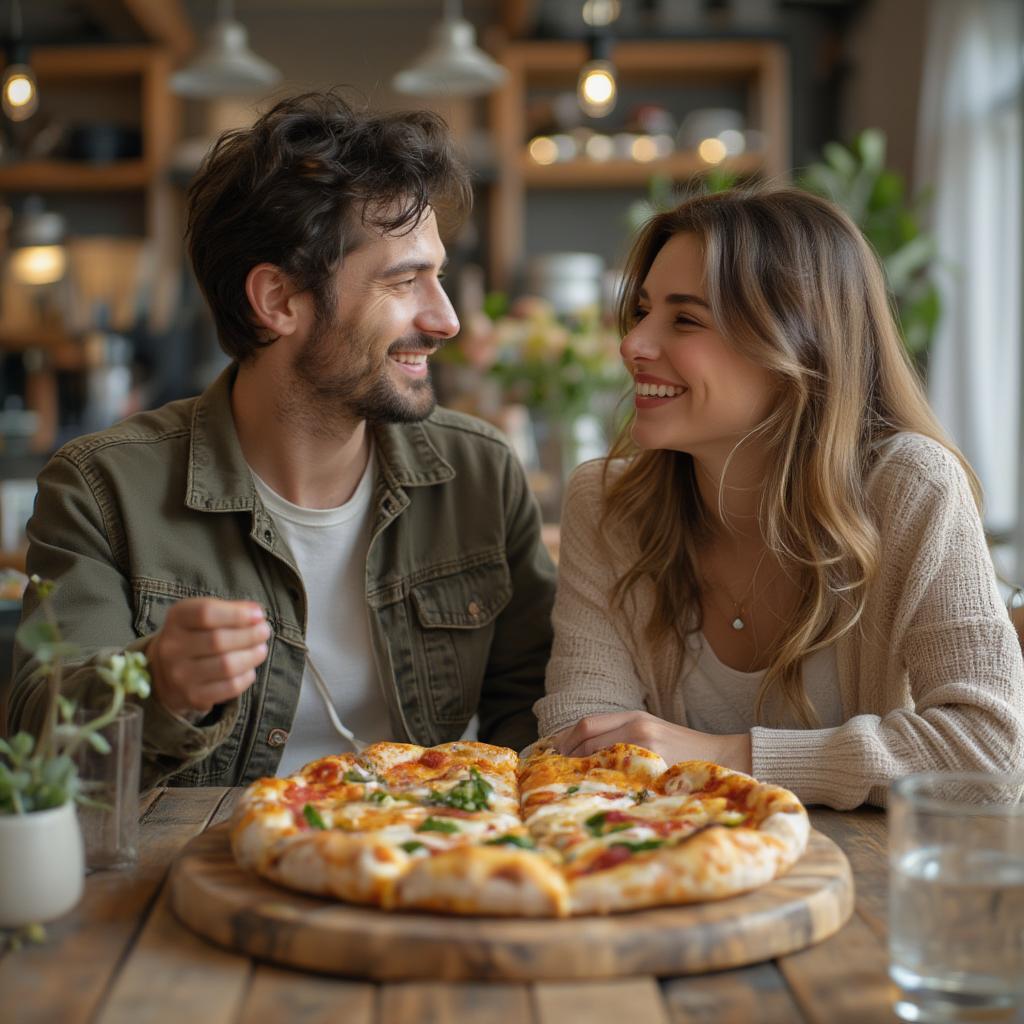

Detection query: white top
(681, 633), (844, 732)
(251, 449), (393, 776)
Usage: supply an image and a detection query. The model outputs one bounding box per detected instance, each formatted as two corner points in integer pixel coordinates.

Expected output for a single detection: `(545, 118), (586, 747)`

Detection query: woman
(536, 187), (1024, 809)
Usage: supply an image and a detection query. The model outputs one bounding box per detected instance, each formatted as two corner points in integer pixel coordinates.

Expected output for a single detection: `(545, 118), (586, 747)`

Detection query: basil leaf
(566, 785), (580, 795)
(367, 790), (391, 804)
(585, 812), (607, 836)
(484, 834), (535, 849)
(343, 768), (374, 783)
(429, 766), (493, 812)
(302, 803), (327, 830)
(417, 816), (460, 834)
(611, 839), (664, 852)
(633, 789), (650, 804)
(400, 840), (425, 853)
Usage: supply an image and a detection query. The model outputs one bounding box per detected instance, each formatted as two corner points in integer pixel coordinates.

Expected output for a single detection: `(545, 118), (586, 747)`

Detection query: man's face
(291, 208), (459, 428)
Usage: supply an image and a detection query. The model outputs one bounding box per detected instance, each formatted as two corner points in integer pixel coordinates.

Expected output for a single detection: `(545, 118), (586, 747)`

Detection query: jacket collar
(185, 364), (454, 513)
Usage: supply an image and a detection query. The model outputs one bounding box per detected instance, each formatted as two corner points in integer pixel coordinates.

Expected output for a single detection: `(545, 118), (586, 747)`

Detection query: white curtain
(918, 0), (1023, 543)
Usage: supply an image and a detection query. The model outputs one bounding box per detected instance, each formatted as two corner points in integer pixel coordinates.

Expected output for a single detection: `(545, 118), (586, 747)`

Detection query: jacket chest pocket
(408, 559), (512, 727)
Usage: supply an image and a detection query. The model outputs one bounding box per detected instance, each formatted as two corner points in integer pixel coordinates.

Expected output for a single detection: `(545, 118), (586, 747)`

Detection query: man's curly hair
(186, 90), (472, 361)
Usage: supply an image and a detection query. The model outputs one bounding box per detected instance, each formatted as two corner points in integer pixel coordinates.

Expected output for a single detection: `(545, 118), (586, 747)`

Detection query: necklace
(706, 548), (782, 632)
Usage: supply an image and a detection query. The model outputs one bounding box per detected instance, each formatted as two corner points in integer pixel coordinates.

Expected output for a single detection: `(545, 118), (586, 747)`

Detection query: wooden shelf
(521, 152), (766, 187)
(0, 160), (151, 192)
(487, 38), (791, 290)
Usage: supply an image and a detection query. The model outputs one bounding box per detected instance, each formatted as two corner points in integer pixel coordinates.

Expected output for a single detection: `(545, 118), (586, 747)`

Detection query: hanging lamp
(2, 0), (38, 123)
(170, 0), (282, 99)
(392, 0), (507, 98)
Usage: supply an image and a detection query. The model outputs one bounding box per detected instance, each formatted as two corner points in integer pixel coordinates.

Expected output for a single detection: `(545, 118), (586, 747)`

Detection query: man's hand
(549, 711), (753, 774)
(147, 598), (270, 719)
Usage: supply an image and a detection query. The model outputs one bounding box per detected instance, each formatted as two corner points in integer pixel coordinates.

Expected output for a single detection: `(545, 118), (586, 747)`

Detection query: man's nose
(416, 284), (460, 340)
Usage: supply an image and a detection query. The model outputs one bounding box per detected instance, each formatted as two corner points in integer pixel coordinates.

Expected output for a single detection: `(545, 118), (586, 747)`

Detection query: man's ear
(245, 263), (309, 338)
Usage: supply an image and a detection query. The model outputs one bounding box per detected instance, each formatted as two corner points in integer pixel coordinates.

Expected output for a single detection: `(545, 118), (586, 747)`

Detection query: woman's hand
(549, 711), (753, 774)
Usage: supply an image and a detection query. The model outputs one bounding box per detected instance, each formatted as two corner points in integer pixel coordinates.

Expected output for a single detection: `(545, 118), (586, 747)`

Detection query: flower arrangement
(457, 294), (626, 423)
(0, 576), (151, 815)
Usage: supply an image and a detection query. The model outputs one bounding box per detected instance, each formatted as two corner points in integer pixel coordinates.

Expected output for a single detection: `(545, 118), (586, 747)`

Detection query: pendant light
(2, 0), (37, 123)
(393, 0), (507, 98)
(9, 196), (66, 286)
(170, 0), (282, 99)
(577, 34), (617, 119)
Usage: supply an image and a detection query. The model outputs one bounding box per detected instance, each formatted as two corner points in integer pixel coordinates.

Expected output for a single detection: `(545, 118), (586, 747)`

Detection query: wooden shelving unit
(488, 38), (791, 290)
(0, 45), (181, 354)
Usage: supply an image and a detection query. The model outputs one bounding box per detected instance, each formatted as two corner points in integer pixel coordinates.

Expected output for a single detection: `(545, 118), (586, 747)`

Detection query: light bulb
(577, 59), (617, 118)
(698, 137), (728, 164)
(582, 0), (621, 27)
(2, 63), (38, 121)
(528, 136), (559, 165)
(10, 245), (65, 285)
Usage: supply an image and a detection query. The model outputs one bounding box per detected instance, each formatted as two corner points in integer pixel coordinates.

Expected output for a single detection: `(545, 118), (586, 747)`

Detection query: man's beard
(290, 312), (440, 432)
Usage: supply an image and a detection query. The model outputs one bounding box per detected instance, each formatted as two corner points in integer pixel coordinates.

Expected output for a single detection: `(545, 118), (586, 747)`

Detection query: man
(9, 92), (556, 788)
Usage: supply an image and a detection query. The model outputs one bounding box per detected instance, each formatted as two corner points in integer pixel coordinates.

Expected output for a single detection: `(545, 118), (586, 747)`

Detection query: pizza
(230, 740), (809, 917)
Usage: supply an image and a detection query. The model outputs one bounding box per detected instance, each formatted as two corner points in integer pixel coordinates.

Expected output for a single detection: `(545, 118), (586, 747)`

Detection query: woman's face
(620, 232), (776, 459)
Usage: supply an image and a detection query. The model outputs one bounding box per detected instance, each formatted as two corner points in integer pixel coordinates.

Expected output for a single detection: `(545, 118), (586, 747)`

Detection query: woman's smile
(634, 372), (688, 408)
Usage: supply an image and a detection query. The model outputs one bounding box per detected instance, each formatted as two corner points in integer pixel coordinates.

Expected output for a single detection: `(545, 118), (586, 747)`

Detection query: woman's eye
(632, 308), (649, 322)
(674, 314), (699, 328)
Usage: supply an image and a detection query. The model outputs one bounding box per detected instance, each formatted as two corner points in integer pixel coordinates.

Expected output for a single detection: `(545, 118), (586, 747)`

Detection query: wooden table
(0, 787), (901, 1023)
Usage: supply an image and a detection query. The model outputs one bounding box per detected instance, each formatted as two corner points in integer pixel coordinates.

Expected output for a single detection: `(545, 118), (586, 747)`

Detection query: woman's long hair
(602, 186), (980, 727)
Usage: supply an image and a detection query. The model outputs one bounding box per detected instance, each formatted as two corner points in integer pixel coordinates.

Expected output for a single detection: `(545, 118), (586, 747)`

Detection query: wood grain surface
(168, 823), (854, 981)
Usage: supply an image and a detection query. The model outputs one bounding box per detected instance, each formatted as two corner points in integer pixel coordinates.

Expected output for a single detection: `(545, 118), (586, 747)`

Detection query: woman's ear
(245, 263), (309, 339)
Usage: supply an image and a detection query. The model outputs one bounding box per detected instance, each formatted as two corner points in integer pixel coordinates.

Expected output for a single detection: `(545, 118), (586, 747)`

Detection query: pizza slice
(231, 741), (569, 915)
(557, 760), (810, 914)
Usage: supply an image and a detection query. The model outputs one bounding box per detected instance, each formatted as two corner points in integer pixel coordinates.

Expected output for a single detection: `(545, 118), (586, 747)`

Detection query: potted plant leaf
(0, 576), (151, 936)
(797, 128), (940, 366)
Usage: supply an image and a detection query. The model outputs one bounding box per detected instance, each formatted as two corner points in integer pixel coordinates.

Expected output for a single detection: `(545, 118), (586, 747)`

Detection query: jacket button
(467, 600), (481, 618)
(267, 728), (289, 748)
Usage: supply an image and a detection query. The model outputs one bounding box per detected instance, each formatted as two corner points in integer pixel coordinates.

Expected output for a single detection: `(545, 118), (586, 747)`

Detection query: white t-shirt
(250, 450), (393, 776)
(680, 632), (843, 732)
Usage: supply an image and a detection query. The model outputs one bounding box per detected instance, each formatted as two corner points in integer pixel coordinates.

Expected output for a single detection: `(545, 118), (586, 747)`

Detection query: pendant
(731, 617), (745, 631)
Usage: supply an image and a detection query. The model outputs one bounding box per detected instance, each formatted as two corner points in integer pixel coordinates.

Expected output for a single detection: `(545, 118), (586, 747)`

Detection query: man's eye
(394, 278), (416, 288)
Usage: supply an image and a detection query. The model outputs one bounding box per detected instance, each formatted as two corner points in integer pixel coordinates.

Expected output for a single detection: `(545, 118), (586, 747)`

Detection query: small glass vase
(73, 703), (143, 871)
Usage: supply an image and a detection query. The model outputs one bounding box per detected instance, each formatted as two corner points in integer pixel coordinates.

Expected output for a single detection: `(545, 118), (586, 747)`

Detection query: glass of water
(889, 771), (1024, 1023)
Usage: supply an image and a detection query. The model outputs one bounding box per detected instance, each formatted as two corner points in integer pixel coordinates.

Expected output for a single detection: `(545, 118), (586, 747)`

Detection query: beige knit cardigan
(535, 433), (1024, 809)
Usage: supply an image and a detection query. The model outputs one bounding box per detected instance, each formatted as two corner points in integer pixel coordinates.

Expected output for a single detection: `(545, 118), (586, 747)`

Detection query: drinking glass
(73, 703), (143, 871)
(888, 771), (1024, 1023)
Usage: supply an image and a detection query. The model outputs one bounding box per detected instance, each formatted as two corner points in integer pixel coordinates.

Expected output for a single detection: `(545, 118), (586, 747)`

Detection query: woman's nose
(620, 322), (657, 364)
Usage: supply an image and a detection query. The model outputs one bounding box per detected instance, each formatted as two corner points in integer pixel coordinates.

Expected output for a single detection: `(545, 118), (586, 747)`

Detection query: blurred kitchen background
(0, 0), (1019, 607)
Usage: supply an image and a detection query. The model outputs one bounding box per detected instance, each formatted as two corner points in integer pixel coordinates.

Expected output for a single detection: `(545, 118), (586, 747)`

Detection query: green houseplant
(798, 129), (940, 362)
(0, 576), (151, 937)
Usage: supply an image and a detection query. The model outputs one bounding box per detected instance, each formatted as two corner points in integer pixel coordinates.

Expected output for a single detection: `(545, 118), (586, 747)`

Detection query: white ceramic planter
(0, 801), (85, 927)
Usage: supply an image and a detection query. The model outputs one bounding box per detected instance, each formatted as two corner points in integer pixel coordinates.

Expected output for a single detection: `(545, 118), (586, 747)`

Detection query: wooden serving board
(169, 823), (853, 981)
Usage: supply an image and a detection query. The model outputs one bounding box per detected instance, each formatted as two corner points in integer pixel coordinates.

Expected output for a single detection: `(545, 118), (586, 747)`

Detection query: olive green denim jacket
(8, 367), (555, 788)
